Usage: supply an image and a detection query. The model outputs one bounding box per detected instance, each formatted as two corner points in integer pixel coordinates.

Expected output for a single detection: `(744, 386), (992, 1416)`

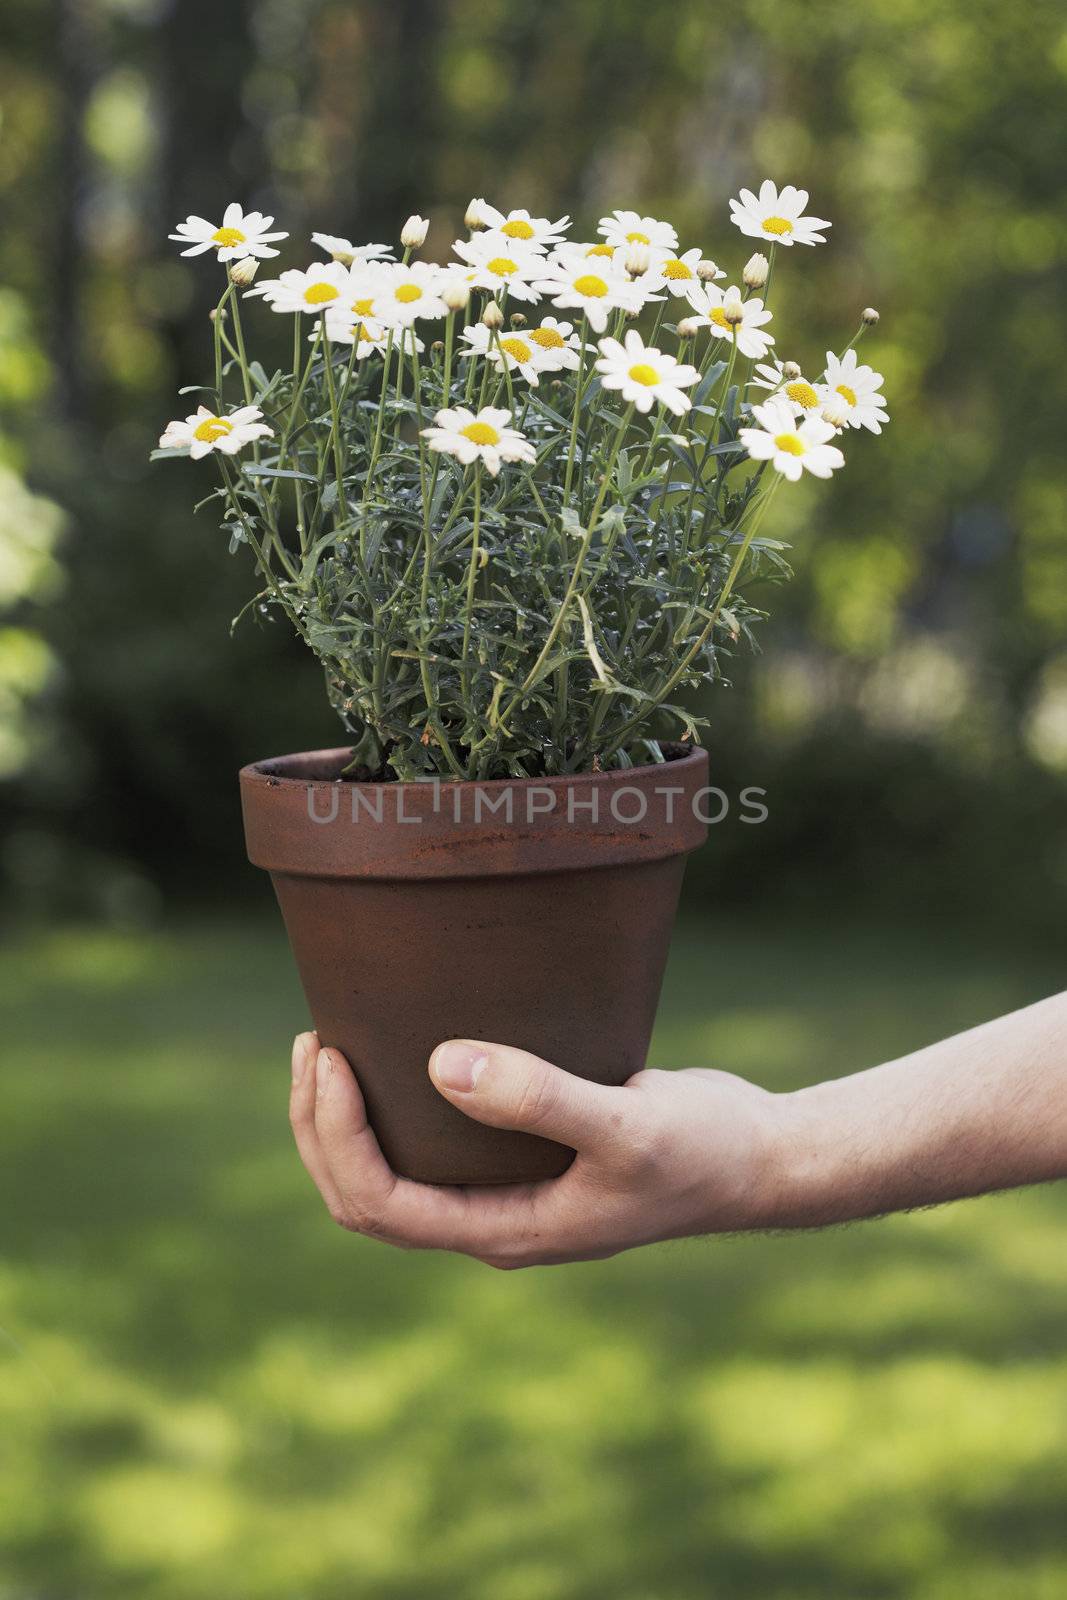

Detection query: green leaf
(242, 464), (318, 483)
(694, 362), (727, 404)
(576, 594), (616, 686)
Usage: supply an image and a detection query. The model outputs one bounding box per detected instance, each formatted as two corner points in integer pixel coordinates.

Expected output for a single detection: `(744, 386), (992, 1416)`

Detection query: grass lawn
(1, 904), (1065, 1599)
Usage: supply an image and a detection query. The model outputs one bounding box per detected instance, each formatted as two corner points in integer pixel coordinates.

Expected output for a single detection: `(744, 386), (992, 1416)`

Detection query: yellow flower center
(529, 326), (566, 349)
(785, 380), (819, 407)
(625, 230), (651, 244)
(355, 323), (377, 344)
(304, 282), (340, 305)
(194, 416), (233, 443)
(661, 259), (693, 280)
(395, 283), (423, 303)
(628, 362), (660, 386)
(573, 274), (608, 297)
(586, 244), (614, 257)
(708, 307), (730, 330)
(774, 432), (806, 455)
(501, 219), (535, 239)
(500, 336), (533, 361)
(761, 215), (794, 236)
(461, 421), (500, 446)
(352, 296), (376, 315)
(212, 226), (246, 247)
(487, 256), (518, 277)
(836, 383), (857, 406)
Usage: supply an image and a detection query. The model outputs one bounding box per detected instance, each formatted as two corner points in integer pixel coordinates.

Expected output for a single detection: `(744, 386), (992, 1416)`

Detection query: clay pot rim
(240, 740), (705, 793)
(239, 743), (710, 881)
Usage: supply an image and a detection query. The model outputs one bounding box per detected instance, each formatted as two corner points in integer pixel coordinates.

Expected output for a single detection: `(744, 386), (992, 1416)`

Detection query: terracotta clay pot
(240, 745), (709, 1185)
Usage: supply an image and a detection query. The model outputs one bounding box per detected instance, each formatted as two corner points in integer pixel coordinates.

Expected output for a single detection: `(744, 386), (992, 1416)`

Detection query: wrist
(754, 1080), (852, 1230)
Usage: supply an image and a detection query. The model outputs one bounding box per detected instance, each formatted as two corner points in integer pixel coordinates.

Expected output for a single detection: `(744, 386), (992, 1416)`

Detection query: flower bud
(677, 317), (702, 339)
(862, 306), (880, 326)
(229, 256), (260, 286)
(742, 252), (769, 290)
(442, 279), (470, 312)
(401, 214), (428, 249)
(464, 198), (486, 231)
(481, 300), (504, 330)
(625, 241), (651, 277)
(821, 397), (849, 428)
(723, 292), (745, 327)
(696, 259), (720, 281)
(431, 341), (445, 355)
(782, 360), (802, 381)
(509, 312), (527, 328)
(208, 307), (228, 323)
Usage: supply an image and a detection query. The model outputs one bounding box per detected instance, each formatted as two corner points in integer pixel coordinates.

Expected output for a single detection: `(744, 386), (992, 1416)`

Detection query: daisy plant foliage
(155, 184), (888, 780)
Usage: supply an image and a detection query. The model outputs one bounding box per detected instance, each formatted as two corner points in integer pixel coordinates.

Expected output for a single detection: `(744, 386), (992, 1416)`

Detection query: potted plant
(155, 185), (888, 1183)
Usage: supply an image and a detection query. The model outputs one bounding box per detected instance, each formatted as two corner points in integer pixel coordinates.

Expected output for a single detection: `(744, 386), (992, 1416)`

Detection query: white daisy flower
(421, 406), (536, 476)
(567, 241), (621, 265)
(245, 261), (353, 314)
(819, 349), (889, 433)
(634, 246), (708, 301)
(373, 261), (450, 326)
(523, 316), (584, 372)
(159, 404), (273, 460)
(728, 181), (831, 248)
(322, 307), (405, 355)
(469, 204), (570, 249)
(333, 278), (390, 326)
(739, 399), (844, 481)
(686, 283), (775, 360)
(451, 234), (544, 301)
(597, 209), (678, 251)
(594, 329), (700, 415)
(311, 232), (394, 266)
(169, 202), (288, 262)
(533, 255), (649, 333)
(459, 323), (545, 386)
(751, 359), (822, 414)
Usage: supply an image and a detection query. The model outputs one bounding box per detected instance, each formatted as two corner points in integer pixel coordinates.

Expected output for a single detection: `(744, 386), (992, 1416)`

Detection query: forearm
(770, 991), (1067, 1227)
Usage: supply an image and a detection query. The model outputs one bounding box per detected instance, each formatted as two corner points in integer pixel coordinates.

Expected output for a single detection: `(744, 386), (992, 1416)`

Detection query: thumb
(429, 1039), (625, 1150)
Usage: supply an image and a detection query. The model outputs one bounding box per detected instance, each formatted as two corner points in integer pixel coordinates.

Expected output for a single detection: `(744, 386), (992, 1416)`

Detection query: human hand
(289, 1031), (792, 1267)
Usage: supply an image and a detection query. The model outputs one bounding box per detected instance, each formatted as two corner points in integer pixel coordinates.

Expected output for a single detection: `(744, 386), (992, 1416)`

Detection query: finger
(428, 1039), (629, 1151)
(288, 1029), (344, 1218)
(312, 1046), (534, 1256)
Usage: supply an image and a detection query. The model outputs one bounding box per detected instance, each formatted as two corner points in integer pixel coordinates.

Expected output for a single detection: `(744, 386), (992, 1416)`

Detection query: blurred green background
(1, 0), (1065, 1596)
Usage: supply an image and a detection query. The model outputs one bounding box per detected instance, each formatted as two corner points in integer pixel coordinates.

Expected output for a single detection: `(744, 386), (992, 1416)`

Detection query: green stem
(832, 319), (870, 369)
(361, 329), (396, 524)
(322, 337), (347, 526)
(229, 290), (255, 406)
(561, 313), (591, 502)
(212, 282), (234, 399)
(461, 467), (482, 699)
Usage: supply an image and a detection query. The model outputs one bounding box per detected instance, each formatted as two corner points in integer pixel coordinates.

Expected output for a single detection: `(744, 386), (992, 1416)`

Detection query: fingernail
(292, 1033), (313, 1084)
(316, 1048), (334, 1099)
(432, 1042), (488, 1093)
